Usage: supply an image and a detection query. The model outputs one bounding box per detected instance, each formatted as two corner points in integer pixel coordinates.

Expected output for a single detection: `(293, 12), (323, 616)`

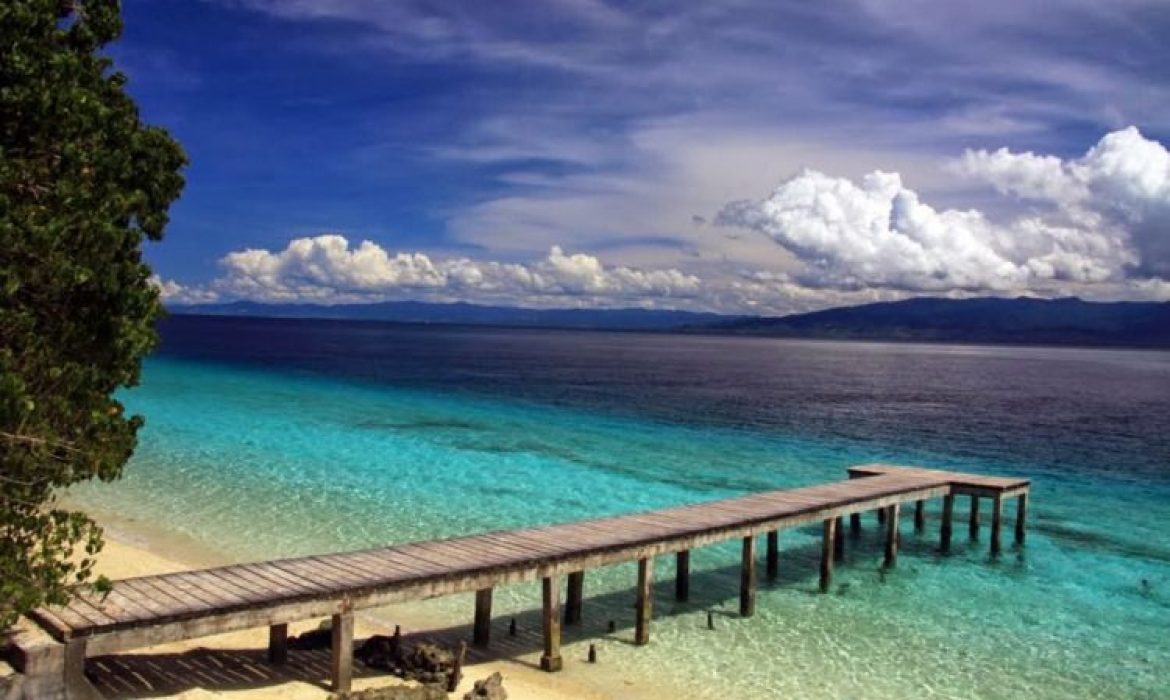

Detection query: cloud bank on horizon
(162, 236), (699, 306)
(161, 127), (1170, 311)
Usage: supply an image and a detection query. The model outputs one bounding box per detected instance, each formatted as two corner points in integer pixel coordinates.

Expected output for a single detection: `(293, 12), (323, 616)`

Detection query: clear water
(70, 317), (1170, 699)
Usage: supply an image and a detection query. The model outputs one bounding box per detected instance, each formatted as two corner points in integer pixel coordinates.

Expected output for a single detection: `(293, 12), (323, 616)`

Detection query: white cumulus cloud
(716, 169), (1128, 291)
(217, 235), (447, 300)
(957, 126), (1170, 277)
(149, 275), (220, 304)
(718, 127), (1170, 294)
(190, 235), (701, 306)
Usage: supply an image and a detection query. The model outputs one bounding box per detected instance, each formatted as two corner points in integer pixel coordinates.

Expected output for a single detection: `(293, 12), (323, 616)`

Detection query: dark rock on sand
(463, 672), (507, 700)
(357, 636), (456, 686)
(357, 634), (401, 669)
(288, 621), (333, 650)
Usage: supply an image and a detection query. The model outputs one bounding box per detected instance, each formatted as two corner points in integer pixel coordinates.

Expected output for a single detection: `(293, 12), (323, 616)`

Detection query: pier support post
(833, 517), (845, 560)
(330, 610), (354, 693)
(540, 576), (563, 671)
(675, 551), (690, 602)
(267, 623), (288, 664)
(990, 495), (1003, 557)
(914, 500), (925, 533)
(820, 518), (836, 593)
(474, 588), (493, 646)
(766, 530), (779, 580)
(941, 494), (955, 554)
(63, 638), (99, 700)
(565, 572), (584, 625)
(877, 507), (886, 525)
(740, 536), (756, 617)
(847, 471), (862, 536)
(635, 557), (654, 645)
(1015, 493), (1028, 546)
(884, 503), (900, 568)
(969, 495), (981, 540)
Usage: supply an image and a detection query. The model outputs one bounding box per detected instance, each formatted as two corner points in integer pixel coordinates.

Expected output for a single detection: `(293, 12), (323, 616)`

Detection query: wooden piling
(848, 475), (865, 540)
(330, 610), (354, 693)
(63, 638), (90, 700)
(766, 530), (779, 580)
(884, 503), (900, 568)
(540, 576), (563, 672)
(474, 588), (493, 647)
(990, 495), (1003, 556)
(1015, 493), (1028, 545)
(941, 493), (955, 554)
(740, 536), (756, 617)
(969, 495), (980, 540)
(635, 557), (654, 645)
(914, 499), (925, 533)
(877, 507), (886, 525)
(447, 641), (467, 692)
(675, 550), (690, 602)
(833, 516), (845, 560)
(566, 572), (584, 625)
(820, 518), (836, 593)
(267, 623), (288, 665)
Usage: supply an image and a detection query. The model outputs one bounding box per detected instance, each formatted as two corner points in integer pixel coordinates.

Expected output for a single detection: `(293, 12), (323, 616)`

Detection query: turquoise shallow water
(69, 318), (1170, 699)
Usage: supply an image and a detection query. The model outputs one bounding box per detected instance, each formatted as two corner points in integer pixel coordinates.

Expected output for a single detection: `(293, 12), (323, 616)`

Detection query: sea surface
(71, 315), (1170, 699)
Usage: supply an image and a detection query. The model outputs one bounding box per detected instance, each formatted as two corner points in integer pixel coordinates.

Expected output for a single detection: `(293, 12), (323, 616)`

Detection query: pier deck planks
(847, 463), (1030, 497)
(31, 466), (1027, 656)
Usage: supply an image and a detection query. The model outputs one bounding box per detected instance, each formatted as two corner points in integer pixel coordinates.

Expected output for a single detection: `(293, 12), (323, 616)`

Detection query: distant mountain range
(694, 296), (1170, 347)
(170, 296), (1170, 347)
(169, 299), (731, 330)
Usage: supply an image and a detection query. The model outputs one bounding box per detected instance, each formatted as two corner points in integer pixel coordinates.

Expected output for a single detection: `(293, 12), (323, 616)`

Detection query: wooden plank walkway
(20, 465), (1029, 697)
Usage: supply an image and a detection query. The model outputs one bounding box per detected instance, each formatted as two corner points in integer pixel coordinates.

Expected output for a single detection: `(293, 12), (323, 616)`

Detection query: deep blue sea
(70, 315), (1170, 699)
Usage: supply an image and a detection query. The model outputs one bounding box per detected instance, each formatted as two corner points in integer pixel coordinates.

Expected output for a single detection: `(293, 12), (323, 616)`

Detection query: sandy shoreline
(75, 509), (678, 700)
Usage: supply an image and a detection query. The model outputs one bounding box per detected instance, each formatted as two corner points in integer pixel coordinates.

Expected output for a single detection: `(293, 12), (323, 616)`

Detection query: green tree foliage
(1, 0), (186, 629)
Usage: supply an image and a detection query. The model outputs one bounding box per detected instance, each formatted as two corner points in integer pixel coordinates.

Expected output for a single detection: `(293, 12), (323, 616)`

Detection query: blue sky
(120, 1), (1170, 313)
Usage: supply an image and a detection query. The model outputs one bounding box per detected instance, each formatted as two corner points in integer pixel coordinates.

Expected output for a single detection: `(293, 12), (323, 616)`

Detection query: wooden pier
(15, 464), (1029, 698)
